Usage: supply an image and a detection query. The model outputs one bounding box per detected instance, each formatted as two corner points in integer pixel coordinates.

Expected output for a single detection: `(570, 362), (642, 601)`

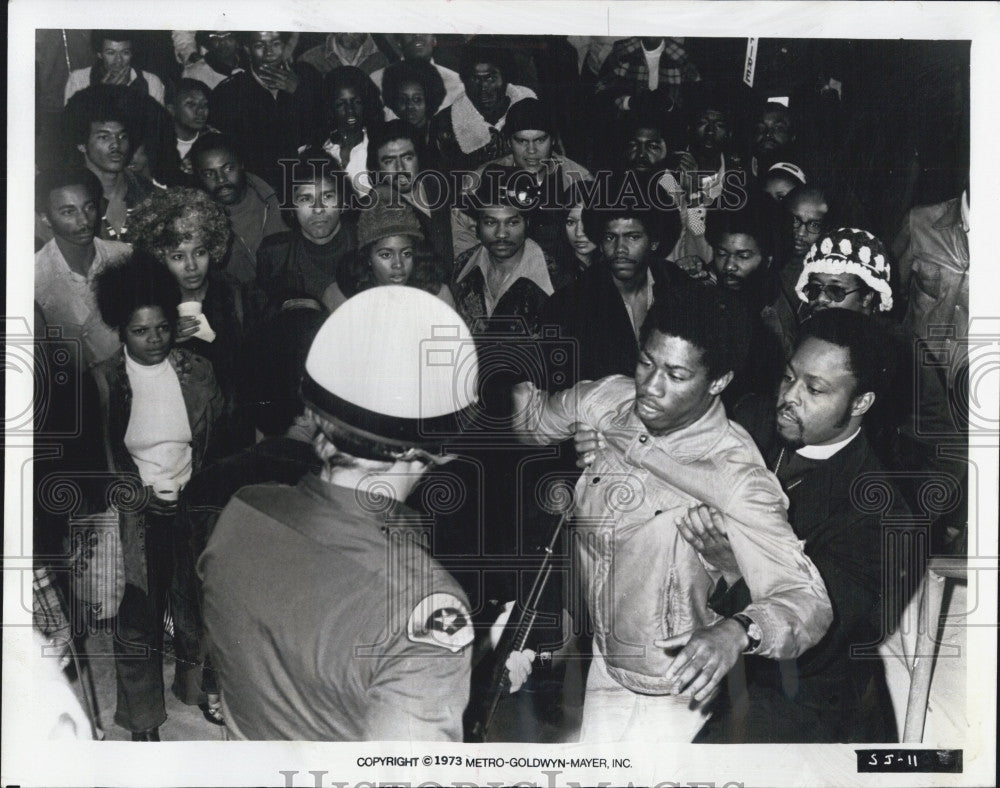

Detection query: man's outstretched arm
(511, 379), (602, 445)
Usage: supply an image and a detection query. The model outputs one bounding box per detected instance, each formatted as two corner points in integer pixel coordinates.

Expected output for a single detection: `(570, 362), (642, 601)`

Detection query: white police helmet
(302, 286), (479, 456)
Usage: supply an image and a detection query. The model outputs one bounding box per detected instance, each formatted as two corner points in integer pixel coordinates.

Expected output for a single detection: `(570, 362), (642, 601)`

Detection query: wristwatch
(731, 613), (762, 653)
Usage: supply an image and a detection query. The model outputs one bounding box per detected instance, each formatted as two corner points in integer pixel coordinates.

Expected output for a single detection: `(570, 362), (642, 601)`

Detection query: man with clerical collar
(672, 309), (902, 743)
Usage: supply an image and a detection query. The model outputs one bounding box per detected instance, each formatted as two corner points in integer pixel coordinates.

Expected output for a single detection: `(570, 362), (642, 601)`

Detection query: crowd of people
(32, 29), (970, 744)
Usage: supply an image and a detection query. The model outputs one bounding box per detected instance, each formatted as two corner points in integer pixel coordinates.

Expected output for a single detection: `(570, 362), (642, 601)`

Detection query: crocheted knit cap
(357, 199), (424, 249)
(796, 227), (893, 311)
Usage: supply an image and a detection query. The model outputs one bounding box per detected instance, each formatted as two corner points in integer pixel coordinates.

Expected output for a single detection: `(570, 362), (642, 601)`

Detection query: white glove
(490, 600), (536, 693)
(505, 649), (537, 693)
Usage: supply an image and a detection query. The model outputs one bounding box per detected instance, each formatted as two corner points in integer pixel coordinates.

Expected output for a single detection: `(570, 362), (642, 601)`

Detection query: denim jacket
(518, 375), (832, 695)
(91, 347), (223, 593)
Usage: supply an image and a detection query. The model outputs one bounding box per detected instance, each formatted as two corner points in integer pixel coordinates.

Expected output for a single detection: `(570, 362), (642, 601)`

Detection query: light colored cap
(767, 161), (807, 185)
(302, 286), (478, 452)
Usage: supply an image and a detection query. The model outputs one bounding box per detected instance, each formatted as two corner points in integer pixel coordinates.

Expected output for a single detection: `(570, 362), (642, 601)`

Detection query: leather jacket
(91, 347), (223, 593)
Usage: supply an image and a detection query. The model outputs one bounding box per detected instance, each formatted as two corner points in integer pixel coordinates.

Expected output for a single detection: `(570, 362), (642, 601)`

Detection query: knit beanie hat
(504, 98), (552, 137)
(797, 227), (893, 311)
(357, 200), (424, 249)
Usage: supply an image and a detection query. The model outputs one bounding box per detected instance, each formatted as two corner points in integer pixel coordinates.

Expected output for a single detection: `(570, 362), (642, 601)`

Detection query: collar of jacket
(933, 194), (967, 233)
(105, 348), (195, 476)
(226, 172), (275, 218)
(325, 34), (378, 65)
(295, 472), (423, 531)
(450, 84), (536, 154)
(619, 395), (729, 464)
(484, 153), (591, 191)
(455, 237), (553, 296)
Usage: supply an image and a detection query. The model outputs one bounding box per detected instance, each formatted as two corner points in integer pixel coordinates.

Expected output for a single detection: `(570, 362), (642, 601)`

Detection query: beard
(776, 402), (855, 450)
(777, 431), (805, 450)
(775, 404), (805, 448)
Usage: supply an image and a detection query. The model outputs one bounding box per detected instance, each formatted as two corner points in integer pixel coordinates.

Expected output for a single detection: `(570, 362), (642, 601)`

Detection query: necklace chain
(773, 446), (786, 476)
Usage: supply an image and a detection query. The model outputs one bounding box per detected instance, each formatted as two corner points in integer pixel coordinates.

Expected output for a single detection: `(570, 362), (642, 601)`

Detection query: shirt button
(592, 476), (601, 484)
(639, 435), (649, 444)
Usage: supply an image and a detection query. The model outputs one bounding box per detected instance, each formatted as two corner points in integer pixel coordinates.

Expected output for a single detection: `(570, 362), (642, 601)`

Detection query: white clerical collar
(796, 427), (861, 460)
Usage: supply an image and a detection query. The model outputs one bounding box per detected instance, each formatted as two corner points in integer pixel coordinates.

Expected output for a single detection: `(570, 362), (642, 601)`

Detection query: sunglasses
(803, 282), (862, 303)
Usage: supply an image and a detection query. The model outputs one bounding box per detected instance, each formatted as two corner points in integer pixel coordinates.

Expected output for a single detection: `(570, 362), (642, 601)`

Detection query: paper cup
(178, 301), (203, 317)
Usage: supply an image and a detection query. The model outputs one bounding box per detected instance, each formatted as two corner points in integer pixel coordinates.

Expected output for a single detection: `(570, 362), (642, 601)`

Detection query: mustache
(776, 404), (801, 425)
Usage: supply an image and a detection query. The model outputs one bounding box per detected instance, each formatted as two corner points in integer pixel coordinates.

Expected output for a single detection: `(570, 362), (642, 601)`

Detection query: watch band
(731, 613), (762, 653)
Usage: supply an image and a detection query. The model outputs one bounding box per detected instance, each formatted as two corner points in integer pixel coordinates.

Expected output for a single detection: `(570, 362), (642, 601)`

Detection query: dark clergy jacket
(703, 401), (902, 743)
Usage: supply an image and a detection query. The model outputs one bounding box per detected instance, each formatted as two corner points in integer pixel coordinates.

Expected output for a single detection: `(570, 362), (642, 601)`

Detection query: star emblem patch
(429, 607), (468, 635)
(407, 592), (474, 652)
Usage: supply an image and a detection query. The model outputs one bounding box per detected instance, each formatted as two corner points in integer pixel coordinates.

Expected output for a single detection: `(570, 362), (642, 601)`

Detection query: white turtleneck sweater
(123, 349), (192, 500)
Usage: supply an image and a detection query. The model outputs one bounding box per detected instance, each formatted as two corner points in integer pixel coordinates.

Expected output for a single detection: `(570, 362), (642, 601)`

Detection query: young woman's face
(369, 234), (416, 285)
(564, 206), (596, 258)
(162, 228), (211, 293)
(124, 305), (173, 366)
(333, 87), (364, 133)
(393, 80), (427, 128)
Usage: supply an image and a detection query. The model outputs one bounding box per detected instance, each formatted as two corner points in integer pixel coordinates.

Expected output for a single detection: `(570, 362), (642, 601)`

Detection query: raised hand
(675, 503), (741, 583)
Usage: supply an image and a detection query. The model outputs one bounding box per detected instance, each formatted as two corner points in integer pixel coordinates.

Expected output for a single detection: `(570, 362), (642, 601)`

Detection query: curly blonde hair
(131, 186), (231, 265)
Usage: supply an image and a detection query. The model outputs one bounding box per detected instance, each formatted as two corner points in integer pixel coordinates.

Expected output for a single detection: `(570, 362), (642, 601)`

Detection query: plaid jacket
(595, 37), (700, 105)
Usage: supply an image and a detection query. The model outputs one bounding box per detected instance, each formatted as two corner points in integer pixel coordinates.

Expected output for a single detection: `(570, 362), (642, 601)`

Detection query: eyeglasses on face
(791, 216), (824, 234)
(803, 281), (862, 302)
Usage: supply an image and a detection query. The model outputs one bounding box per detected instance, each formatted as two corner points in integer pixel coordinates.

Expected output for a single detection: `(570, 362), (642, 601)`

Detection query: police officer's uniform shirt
(198, 473), (473, 741)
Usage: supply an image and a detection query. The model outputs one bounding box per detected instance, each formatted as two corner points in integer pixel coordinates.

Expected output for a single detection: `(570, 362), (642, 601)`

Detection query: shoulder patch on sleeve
(406, 592), (474, 653)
